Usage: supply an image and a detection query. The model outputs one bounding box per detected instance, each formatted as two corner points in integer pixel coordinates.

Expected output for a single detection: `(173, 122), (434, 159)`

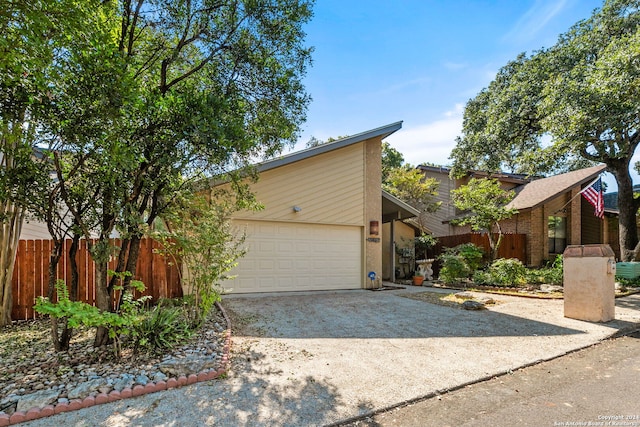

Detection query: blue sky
(289, 0), (625, 188)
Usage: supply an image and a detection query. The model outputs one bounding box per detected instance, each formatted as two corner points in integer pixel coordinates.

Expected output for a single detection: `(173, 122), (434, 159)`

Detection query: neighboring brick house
(418, 164), (617, 266)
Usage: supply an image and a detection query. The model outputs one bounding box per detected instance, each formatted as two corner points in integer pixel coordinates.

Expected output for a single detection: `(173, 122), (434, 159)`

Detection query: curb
(0, 302), (233, 427)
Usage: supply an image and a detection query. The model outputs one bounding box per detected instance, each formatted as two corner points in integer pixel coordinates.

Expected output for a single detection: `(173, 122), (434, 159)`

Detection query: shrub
(486, 258), (527, 287)
(616, 276), (640, 288)
(35, 277), (151, 357)
(454, 243), (485, 271)
(472, 269), (492, 285)
(525, 254), (563, 285)
(133, 305), (192, 351)
(437, 243), (486, 284)
(439, 254), (471, 284)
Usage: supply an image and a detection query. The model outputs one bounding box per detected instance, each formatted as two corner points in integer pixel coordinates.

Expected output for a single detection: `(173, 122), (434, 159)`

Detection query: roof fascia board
(382, 189), (421, 217)
(516, 168), (606, 211)
(256, 121), (403, 173)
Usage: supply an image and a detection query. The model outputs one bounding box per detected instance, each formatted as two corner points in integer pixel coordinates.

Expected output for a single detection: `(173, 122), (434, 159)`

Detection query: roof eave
(382, 189), (421, 218)
(257, 121), (403, 173)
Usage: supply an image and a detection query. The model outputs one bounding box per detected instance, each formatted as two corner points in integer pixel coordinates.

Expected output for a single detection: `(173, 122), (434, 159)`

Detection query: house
(218, 122), (420, 293)
(418, 164), (616, 266)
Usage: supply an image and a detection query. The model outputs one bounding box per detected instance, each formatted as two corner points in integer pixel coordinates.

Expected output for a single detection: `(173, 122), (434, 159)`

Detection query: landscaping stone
(462, 300), (486, 310)
(158, 356), (218, 377)
(68, 379), (107, 400)
(540, 284), (563, 293)
(454, 292), (475, 300)
(16, 389), (59, 413)
(477, 296), (495, 305)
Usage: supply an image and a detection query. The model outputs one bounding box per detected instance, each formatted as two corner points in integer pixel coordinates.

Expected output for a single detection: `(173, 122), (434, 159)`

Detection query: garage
(211, 122), (404, 294)
(226, 220), (362, 293)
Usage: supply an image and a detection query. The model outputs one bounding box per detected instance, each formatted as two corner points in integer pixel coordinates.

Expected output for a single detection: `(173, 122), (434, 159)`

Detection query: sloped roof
(257, 121), (403, 173)
(382, 190), (420, 220)
(418, 165), (536, 185)
(205, 121), (403, 187)
(506, 164), (606, 211)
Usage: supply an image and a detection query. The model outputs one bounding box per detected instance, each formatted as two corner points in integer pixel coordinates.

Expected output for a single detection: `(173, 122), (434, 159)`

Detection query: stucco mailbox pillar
(563, 244), (616, 322)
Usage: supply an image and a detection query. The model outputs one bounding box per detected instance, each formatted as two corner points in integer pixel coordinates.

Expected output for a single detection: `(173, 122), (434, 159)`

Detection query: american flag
(580, 177), (604, 219)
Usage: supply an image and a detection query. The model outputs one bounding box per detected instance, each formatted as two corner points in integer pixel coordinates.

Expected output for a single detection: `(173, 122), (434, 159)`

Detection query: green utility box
(615, 262), (640, 279)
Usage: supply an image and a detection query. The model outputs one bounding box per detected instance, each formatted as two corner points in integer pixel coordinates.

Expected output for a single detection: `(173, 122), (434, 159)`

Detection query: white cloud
(443, 61), (467, 71)
(385, 105), (463, 167)
(502, 0), (568, 44)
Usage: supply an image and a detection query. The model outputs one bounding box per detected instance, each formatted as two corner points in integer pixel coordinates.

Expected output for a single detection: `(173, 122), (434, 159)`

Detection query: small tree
(451, 178), (517, 261)
(152, 189), (253, 327)
(384, 166), (441, 230)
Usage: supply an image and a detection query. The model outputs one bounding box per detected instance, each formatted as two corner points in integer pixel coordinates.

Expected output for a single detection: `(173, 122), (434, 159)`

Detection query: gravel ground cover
(0, 307), (228, 416)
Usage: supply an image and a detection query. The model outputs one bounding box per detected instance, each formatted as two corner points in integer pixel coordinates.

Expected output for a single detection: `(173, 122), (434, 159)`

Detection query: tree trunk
(47, 237), (66, 351)
(52, 234), (81, 351)
(93, 259), (111, 347)
(0, 201), (25, 326)
(608, 161), (639, 261)
(123, 234), (141, 289)
(91, 239), (113, 348)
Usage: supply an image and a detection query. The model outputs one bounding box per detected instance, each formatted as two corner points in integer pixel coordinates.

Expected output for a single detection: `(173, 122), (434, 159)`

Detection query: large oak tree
(451, 0), (640, 261)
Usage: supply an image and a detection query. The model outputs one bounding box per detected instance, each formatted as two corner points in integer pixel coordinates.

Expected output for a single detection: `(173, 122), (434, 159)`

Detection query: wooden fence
(11, 238), (182, 321)
(434, 232), (527, 266)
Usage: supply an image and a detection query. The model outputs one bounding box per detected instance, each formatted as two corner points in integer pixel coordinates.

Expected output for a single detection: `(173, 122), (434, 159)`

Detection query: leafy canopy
(450, 0), (640, 261)
(451, 178), (517, 260)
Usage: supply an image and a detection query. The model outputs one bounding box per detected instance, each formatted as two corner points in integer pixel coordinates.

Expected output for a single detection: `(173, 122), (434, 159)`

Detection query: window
(548, 216), (567, 254)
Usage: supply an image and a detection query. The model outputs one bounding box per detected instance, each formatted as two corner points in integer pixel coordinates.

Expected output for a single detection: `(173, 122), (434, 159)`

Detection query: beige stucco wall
(393, 221), (417, 279)
(382, 222), (392, 279)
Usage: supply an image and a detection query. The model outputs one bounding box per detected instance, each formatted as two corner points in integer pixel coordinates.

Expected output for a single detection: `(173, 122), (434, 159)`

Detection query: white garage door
(225, 221), (363, 293)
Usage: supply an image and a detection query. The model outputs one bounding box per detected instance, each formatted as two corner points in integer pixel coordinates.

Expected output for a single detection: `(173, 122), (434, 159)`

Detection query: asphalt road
(341, 330), (640, 427)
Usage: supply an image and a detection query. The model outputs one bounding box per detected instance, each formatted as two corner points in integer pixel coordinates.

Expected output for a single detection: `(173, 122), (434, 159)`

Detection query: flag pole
(552, 174), (603, 215)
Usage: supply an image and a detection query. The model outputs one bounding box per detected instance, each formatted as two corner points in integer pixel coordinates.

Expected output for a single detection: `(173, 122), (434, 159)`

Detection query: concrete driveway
(24, 285), (640, 427)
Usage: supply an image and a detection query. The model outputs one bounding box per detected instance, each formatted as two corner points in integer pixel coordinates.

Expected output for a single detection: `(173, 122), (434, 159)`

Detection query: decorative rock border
(0, 302), (232, 427)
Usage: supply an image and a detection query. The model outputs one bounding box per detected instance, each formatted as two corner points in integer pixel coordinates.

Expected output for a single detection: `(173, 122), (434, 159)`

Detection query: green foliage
(472, 269), (492, 286)
(381, 142), (405, 184)
(615, 276), (640, 288)
(451, 178), (517, 260)
(384, 167), (440, 210)
(153, 193), (245, 326)
(133, 305), (192, 351)
(453, 243), (486, 271)
(525, 255), (564, 285)
(34, 278), (151, 357)
(414, 234), (437, 260)
(384, 166), (441, 230)
(484, 258), (528, 287)
(437, 243), (485, 285)
(450, 0), (640, 260)
(438, 254), (471, 285)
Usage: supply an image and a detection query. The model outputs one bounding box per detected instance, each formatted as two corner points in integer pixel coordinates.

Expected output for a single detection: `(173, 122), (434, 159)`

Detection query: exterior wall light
(369, 220), (379, 236)
(293, 206), (302, 213)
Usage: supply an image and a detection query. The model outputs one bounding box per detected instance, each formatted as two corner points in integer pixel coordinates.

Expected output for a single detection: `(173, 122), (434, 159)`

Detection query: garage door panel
(225, 221), (362, 293)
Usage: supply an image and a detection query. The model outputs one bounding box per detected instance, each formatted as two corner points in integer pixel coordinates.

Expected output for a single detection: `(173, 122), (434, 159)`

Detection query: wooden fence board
(10, 238), (182, 321)
(436, 233), (527, 263)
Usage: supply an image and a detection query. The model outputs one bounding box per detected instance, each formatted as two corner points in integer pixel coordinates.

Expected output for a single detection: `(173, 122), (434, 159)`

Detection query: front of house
(419, 164), (617, 266)
(217, 122), (419, 293)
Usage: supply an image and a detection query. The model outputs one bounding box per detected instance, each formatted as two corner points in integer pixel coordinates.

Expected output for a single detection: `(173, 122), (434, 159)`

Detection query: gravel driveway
(22, 286), (640, 426)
